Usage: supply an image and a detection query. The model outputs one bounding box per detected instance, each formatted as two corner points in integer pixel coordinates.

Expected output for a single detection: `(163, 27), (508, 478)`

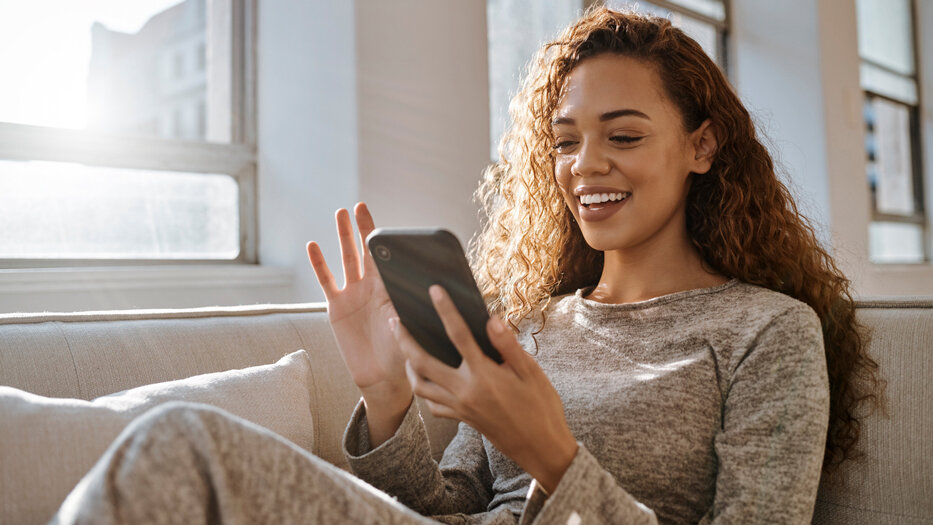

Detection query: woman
(53, 7), (881, 524)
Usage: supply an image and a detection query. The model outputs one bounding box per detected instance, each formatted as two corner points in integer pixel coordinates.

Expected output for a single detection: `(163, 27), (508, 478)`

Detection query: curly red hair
(471, 6), (883, 474)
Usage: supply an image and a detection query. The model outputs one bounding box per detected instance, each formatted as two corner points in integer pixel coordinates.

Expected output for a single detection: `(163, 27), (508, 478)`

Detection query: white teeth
(579, 192), (630, 205)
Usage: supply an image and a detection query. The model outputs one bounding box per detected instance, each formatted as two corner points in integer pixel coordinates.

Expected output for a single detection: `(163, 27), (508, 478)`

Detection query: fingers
(354, 202), (376, 243)
(486, 315), (534, 380)
(309, 203), (376, 299)
(404, 360), (459, 410)
(354, 202), (380, 275)
(336, 208), (363, 287)
(428, 285), (487, 368)
(423, 398), (459, 420)
(306, 241), (338, 299)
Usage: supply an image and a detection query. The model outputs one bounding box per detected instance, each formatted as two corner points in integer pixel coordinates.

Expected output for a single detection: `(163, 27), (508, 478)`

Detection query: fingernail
(429, 285), (443, 301)
(490, 317), (505, 335)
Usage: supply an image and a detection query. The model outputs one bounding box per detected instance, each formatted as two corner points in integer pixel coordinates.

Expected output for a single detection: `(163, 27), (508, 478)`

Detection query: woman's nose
(571, 140), (611, 178)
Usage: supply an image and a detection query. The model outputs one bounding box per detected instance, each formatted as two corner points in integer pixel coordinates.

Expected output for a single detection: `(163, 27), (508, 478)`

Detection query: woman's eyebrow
(551, 108), (651, 126)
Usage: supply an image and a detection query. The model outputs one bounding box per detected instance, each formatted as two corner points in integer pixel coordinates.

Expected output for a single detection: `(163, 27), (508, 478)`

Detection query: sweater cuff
(342, 396), (432, 478)
(528, 442), (656, 525)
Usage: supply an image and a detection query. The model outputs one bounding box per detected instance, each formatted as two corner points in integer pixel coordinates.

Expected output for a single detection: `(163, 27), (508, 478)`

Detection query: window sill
(0, 265), (294, 294)
(861, 263), (933, 296)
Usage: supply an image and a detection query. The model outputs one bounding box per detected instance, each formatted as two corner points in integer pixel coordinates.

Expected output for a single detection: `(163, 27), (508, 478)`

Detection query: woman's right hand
(306, 203), (411, 407)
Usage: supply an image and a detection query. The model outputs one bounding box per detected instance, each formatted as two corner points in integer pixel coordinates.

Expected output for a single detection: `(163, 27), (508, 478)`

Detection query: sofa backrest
(0, 304), (460, 470)
(812, 298), (932, 524)
(1, 298), (931, 523)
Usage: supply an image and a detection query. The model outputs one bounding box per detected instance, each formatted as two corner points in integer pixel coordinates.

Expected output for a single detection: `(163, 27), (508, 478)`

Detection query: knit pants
(49, 401), (452, 525)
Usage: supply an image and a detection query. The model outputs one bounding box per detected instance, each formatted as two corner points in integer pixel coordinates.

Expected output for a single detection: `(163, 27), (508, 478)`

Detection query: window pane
(866, 96), (917, 216)
(662, 0), (726, 21)
(0, 0), (231, 142)
(856, 0), (915, 76)
(0, 161), (239, 259)
(486, 0), (581, 159)
(607, 1), (721, 65)
(860, 62), (918, 105)
(669, 11), (719, 61)
(487, 0), (724, 160)
(869, 222), (925, 263)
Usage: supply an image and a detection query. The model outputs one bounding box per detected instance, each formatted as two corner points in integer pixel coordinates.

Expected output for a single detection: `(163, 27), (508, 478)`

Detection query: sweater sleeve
(522, 304), (829, 525)
(700, 304), (830, 523)
(518, 443), (659, 525)
(342, 397), (494, 516)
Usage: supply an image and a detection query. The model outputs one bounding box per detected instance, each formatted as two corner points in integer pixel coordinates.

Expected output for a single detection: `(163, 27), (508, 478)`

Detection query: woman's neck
(585, 232), (728, 305)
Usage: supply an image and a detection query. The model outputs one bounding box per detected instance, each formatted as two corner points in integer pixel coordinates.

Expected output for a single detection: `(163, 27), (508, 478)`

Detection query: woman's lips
(577, 195), (629, 222)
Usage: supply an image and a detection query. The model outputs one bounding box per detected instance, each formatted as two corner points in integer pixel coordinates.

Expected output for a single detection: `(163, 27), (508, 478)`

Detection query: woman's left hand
(390, 285), (579, 494)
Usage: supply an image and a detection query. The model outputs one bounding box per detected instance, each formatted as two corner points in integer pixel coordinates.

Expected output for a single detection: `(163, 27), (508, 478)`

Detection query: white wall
(814, 0), (873, 291)
(256, 0), (358, 303)
(730, 0), (832, 244)
(355, 0), (489, 251)
(259, 0), (491, 303)
(266, 0), (491, 304)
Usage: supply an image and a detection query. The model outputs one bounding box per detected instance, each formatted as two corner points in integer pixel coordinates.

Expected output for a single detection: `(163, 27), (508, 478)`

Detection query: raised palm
(306, 204), (407, 392)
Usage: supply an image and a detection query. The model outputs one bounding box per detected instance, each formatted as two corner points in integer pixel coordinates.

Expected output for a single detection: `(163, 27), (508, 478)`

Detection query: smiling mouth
(578, 192), (631, 208)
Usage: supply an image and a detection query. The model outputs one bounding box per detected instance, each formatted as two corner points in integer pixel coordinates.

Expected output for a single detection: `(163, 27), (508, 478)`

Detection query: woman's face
(551, 54), (714, 254)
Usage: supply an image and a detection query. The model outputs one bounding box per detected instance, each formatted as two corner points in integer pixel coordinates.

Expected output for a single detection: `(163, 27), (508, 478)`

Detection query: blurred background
(0, 0), (930, 312)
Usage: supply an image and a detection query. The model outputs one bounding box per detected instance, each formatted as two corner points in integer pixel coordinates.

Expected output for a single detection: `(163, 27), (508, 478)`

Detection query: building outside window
(487, 0), (728, 160)
(856, 0), (927, 263)
(0, 0), (256, 267)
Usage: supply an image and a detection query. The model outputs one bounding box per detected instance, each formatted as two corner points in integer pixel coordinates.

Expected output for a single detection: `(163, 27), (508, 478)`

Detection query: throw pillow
(0, 349), (314, 525)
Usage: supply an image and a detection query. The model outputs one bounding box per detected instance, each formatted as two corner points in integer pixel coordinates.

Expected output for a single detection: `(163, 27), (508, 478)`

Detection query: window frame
(864, 91), (926, 226)
(0, 0), (257, 269)
(859, 0), (928, 263)
(486, 0), (730, 163)
(591, 0), (730, 71)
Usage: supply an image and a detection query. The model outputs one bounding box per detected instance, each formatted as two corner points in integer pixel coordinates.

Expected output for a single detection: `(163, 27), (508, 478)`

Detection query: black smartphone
(366, 228), (503, 368)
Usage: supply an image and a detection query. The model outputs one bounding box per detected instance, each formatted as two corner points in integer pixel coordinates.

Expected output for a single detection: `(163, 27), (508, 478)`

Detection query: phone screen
(366, 228), (502, 368)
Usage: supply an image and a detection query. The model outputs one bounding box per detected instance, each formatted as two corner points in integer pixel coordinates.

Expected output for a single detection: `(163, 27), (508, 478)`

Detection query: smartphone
(366, 228), (503, 368)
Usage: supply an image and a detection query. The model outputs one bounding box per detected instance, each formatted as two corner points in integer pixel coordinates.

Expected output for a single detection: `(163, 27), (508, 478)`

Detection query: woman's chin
(579, 231), (631, 253)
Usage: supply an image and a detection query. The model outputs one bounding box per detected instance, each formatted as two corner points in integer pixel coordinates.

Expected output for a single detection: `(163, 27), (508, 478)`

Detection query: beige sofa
(0, 299), (930, 524)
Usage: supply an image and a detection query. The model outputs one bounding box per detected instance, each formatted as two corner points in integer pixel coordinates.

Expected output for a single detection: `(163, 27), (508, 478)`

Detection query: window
(197, 42), (207, 71)
(486, 0), (728, 160)
(173, 107), (186, 139)
(856, 0), (927, 263)
(604, 0), (727, 67)
(0, 0), (256, 267)
(486, 0), (582, 160)
(174, 50), (186, 80)
(197, 99), (207, 137)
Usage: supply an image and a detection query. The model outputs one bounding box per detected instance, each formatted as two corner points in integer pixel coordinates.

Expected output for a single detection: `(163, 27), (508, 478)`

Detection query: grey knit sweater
(342, 279), (830, 524)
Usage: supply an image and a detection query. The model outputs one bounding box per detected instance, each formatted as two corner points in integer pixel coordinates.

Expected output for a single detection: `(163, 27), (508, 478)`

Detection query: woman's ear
(689, 119), (718, 174)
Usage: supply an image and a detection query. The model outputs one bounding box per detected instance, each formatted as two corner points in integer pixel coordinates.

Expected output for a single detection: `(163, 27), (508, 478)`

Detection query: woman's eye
(611, 136), (642, 144)
(552, 140), (576, 152)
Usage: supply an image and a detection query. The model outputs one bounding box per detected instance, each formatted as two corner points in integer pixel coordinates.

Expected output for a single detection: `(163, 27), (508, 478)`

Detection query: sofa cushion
(813, 301), (933, 524)
(0, 349), (315, 525)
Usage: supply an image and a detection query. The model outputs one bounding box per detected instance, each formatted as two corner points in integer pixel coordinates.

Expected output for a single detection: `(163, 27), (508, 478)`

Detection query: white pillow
(0, 349), (315, 525)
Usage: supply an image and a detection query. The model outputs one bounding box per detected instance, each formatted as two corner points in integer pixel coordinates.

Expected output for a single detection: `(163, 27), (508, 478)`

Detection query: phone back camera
(374, 245), (391, 261)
